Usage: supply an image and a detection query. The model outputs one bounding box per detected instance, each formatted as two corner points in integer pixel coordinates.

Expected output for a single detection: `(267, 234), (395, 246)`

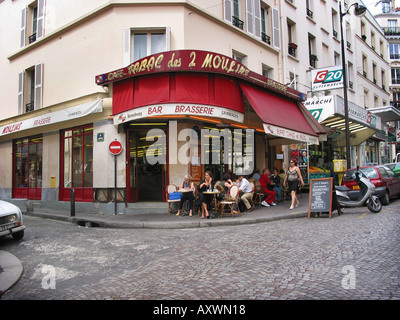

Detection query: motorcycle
(335, 168), (382, 213)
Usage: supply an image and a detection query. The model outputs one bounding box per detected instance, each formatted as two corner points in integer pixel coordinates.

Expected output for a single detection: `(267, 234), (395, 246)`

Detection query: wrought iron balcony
(383, 27), (400, 36)
(306, 9), (313, 19)
(25, 102), (34, 113)
(29, 33), (36, 44)
(261, 32), (271, 45)
(232, 16), (244, 30)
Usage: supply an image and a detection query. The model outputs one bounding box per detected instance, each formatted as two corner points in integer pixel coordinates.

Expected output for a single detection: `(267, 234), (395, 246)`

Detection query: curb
(0, 251), (23, 297)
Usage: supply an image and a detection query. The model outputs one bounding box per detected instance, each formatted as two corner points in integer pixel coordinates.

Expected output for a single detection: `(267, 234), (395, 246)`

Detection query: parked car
(0, 200), (25, 240)
(384, 162), (400, 175)
(342, 165), (400, 205)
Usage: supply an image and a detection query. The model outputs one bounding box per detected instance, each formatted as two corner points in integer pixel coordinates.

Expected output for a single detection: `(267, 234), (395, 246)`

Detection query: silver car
(0, 200), (25, 240)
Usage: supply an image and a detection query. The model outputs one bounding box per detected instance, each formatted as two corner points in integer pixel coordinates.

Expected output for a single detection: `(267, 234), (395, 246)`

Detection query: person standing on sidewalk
(259, 168), (277, 207)
(283, 160), (305, 210)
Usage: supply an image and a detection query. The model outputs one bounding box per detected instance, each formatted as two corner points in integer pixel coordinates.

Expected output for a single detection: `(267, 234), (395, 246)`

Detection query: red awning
(240, 82), (318, 137)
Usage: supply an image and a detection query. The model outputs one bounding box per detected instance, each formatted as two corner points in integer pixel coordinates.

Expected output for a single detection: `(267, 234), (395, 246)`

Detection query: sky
(362, 0), (400, 15)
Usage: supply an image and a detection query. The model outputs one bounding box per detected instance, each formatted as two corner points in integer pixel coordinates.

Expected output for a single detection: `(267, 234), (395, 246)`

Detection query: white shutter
(18, 71), (24, 114)
(34, 63), (43, 109)
(123, 29), (131, 66)
(254, 0), (261, 38)
(224, 0), (232, 23)
(246, 0), (254, 34)
(20, 7), (26, 48)
(36, 0), (45, 40)
(165, 26), (171, 51)
(272, 7), (280, 49)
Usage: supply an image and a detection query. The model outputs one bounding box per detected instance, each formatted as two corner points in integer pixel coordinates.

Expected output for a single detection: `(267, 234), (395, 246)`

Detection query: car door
(384, 167), (400, 196)
(378, 167), (393, 195)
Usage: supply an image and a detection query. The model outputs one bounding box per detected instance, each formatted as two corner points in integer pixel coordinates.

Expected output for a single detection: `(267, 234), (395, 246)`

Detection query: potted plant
(289, 42), (298, 49)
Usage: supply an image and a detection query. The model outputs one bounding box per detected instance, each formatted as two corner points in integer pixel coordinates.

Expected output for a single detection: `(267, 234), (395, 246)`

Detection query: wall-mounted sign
(311, 66), (343, 92)
(96, 50), (303, 101)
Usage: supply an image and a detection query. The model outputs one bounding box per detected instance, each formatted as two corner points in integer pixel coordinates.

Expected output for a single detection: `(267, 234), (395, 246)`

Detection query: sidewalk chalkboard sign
(308, 178), (334, 218)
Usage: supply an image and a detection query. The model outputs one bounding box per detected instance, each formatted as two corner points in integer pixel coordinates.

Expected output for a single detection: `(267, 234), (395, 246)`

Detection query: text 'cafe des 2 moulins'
(95, 49), (326, 204)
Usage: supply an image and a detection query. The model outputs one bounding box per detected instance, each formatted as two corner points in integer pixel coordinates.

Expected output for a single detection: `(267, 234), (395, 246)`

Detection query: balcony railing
(25, 102), (34, 113)
(306, 9), (313, 19)
(390, 53), (400, 60)
(383, 27), (400, 36)
(261, 32), (271, 45)
(29, 33), (36, 44)
(391, 78), (400, 84)
(232, 16), (244, 30)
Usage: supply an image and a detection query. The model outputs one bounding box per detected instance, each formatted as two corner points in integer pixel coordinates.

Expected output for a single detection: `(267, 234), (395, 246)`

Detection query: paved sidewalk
(0, 251), (23, 298)
(21, 200), (316, 229)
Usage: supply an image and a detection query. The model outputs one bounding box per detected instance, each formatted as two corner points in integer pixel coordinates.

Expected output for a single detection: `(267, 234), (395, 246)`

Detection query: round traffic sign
(109, 140), (123, 155)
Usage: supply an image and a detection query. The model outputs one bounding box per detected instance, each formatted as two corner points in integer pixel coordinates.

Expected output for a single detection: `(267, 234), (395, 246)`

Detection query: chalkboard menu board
(308, 178), (334, 218)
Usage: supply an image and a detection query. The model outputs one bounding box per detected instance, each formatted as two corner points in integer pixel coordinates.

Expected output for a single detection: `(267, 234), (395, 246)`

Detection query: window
(389, 43), (400, 59)
(332, 9), (338, 38)
(262, 64), (273, 79)
(60, 125), (93, 202)
(123, 28), (171, 65)
(306, 0), (313, 19)
(13, 136), (43, 200)
(362, 55), (368, 77)
(348, 62), (354, 89)
(18, 63), (43, 114)
(232, 50), (247, 66)
(20, 0), (45, 47)
(391, 68), (400, 84)
(224, 0), (242, 27)
(261, 7), (270, 44)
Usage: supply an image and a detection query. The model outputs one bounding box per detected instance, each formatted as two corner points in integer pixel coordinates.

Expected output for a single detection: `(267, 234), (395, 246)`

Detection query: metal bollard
(70, 188), (75, 217)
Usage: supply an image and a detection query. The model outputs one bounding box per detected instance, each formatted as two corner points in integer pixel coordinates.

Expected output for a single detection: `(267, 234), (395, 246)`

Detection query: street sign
(109, 140), (123, 155)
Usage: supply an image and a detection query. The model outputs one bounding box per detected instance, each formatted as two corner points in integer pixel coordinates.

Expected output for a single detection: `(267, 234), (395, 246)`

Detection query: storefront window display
(13, 136), (43, 199)
(60, 125), (93, 202)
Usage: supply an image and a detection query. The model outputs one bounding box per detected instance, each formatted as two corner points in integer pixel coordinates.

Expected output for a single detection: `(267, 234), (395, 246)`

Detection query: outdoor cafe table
(177, 189), (195, 215)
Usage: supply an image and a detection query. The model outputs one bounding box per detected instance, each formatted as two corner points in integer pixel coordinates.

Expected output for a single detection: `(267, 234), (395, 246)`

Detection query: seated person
(197, 171), (215, 219)
(271, 168), (282, 202)
(176, 174), (195, 217)
(237, 175), (254, 212)
(259, 168), (277, 206)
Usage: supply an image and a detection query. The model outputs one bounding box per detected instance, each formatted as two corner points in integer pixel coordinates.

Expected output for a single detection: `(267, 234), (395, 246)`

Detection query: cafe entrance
(126, 126), (167, 202)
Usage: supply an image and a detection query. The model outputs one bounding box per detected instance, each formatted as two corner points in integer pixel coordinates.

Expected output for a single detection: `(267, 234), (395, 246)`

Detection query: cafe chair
(254, 181), (264, 207)
(166, 184), (180, 215)
(219, 185), (241, 218)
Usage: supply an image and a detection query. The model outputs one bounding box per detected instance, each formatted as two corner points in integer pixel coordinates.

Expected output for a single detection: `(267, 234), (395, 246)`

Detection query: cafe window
(13, 135), (43, 199)
(60, 125), (93, 202)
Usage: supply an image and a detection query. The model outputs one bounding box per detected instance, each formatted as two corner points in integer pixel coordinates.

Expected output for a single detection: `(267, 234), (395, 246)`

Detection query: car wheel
(12, 230), (24, 240)
(382, 191), (390, 206)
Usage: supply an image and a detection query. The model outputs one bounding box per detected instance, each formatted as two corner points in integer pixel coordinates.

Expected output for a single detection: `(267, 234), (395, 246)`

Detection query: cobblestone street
(1, 200), (399, 301)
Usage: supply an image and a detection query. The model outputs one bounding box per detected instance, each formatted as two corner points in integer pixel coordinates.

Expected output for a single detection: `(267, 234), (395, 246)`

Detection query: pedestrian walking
(283, 160), (305, 210)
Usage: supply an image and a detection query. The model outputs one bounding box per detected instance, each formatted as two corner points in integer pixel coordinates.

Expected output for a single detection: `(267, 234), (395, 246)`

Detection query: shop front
(97, 50), (326, 203)
(304, 95), (382, 178)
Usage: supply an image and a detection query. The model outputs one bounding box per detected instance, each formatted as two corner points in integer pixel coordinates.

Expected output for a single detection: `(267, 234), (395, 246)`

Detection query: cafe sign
(96, 50), (304, 101)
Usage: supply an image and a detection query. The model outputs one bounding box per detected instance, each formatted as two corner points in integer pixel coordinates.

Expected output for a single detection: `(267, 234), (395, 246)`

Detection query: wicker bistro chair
(219, 185), (241, 218)
(166, 184), (180, 215)
(254, 180), (264, 207)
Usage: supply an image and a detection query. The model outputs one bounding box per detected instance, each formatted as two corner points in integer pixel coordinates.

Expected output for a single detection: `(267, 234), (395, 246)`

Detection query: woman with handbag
(283, 160), (305, 210)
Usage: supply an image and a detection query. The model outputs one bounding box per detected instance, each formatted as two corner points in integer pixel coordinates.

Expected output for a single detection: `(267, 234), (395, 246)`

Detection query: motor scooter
(335, 168), (382, 213)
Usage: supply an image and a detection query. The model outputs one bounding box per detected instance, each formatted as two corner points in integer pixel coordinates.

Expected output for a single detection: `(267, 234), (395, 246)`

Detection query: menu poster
(308, 178), (333, 218)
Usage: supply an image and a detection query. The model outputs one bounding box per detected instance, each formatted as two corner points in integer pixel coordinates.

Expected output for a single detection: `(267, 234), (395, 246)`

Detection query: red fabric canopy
(240, 82), (317, 136)
(112, 73), (244, 115)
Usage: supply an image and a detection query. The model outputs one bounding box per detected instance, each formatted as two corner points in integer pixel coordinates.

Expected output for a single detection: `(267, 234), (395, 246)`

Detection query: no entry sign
(109, 140), (123, 155)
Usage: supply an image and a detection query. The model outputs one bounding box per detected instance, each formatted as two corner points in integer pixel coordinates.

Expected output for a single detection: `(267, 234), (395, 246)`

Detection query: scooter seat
(335, 186), (350, 192)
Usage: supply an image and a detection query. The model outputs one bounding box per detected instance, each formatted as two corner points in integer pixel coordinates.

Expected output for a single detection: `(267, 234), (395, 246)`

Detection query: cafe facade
(94, 49), (325, 204)
(0, 49), (325, 211)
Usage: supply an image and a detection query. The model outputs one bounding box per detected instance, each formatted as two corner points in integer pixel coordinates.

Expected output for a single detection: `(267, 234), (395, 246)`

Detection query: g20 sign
(311, 66), (344, 92)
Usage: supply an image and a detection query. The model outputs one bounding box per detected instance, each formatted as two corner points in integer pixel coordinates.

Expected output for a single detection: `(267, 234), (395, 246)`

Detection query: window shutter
(224, 0), (232, 23)
(37, 0), (45, 40)
(254, 0), (261, 38)
(246, 0), (254, 34)
(123, 29), (131, 66)
(165, 26), (171, 51)
(34, 63), (43, 110)
(18, 71), (24, 114)
(21, 7), (26, 48)
(272, 7), (280, 49)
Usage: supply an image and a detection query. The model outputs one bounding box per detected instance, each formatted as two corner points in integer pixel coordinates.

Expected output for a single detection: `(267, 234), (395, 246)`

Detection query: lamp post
(339, 1), (367, 169)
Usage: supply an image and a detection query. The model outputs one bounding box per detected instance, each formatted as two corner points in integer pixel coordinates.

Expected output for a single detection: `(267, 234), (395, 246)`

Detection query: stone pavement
(1, 199), (316, 296)
(0, 250), (23, 297)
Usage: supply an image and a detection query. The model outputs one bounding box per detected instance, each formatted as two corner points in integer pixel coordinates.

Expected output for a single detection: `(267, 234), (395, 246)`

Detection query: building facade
(373, 0), (400, 161)
(0, 0), (325, 211)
